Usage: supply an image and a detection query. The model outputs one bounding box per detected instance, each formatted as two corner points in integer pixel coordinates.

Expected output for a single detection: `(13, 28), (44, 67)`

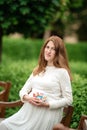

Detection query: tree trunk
(43, 29), (51, 41)
(0, 27), (3, 63)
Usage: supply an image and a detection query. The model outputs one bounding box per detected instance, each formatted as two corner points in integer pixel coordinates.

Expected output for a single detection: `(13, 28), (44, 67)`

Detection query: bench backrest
(0, 81), (11, 118)
(61, 105), (74, 127)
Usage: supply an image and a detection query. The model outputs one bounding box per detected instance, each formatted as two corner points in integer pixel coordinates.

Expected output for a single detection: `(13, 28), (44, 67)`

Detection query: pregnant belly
(29, 89), (47, 102)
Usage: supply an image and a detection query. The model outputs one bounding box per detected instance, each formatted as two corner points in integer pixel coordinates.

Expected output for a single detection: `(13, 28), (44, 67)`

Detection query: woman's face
(44, 41), (56, 66)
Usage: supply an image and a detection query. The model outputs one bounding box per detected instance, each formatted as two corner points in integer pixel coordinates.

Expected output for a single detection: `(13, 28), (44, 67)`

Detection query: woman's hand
(23, 94), (49, 108)
(29, 98), (49, 108)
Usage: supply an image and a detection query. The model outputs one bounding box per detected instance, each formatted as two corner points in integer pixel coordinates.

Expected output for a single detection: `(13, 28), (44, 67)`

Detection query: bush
(2, 36), (43, 61)
(66, 43), (87, 62)
(71, 74), (87, 128)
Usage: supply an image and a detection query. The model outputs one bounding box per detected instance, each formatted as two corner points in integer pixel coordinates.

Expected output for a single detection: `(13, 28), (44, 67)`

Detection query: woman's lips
(45, 54), (51, 57)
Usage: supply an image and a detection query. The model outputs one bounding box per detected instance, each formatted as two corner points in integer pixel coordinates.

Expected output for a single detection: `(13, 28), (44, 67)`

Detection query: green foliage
(70, 61), (87, 77)
(66, 43), (87, 62)
(0, 37), (87, 128)
(3, 36), (87, 62)
(71, 74), (87, 128)
(0, 60), (36, 100)
(0, 0), (84, 38)
(0, 0), (60, 37)
(2, 36), (43, 61)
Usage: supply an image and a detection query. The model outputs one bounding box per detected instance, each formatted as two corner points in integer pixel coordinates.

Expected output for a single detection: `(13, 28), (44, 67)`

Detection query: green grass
(0, 36), (87, 128)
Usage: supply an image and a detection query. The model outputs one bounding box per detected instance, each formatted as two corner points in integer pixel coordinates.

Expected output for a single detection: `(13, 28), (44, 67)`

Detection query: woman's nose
(47, 48), (51, 53)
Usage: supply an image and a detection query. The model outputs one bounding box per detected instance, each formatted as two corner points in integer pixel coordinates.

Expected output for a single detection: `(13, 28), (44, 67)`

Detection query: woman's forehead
(46, 41), (55, 46)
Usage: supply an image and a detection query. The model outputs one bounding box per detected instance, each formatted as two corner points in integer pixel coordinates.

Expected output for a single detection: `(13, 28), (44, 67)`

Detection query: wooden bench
(53, 115), (87, 130)
(0, 81), (74, 127)
(0, 81), (11, 118)
(78, 115), (87, 130)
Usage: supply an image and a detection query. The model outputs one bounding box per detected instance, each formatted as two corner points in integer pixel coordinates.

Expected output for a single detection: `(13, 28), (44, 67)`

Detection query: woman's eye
(52, 48), (55, 50)
(46, 46), (49, 49)
(45, 46), (56, 51)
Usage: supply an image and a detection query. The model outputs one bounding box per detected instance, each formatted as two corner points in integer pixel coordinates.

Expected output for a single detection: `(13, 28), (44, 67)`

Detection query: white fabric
(1, 66), (73, 130)
(0, 122), (8, 130)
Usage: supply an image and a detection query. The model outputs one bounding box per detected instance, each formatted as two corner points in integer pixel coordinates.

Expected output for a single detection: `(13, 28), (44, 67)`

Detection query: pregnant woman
(0, 35), (73, 130)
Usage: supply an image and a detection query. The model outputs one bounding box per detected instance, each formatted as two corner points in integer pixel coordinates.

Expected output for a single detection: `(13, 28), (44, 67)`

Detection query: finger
(29, 100), (39, 106)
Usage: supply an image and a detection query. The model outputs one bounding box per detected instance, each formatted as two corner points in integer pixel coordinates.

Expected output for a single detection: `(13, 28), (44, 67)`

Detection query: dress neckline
(46, 66), (56, 69)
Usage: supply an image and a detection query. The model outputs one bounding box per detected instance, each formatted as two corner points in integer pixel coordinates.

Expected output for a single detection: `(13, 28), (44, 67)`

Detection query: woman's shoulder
(46, 66), (68, 76)
(58, 68), (70, 80)
(46, 66), (68, 73)
(57, 68), (68, 73)
(54, 67), (70, 78)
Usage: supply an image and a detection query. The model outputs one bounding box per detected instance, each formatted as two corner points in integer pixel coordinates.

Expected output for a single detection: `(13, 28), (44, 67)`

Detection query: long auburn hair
(33, 35), (72, 80)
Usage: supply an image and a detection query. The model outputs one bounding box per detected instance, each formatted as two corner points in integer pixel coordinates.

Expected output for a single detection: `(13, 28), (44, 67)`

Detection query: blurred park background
(0, 0), (87, 129)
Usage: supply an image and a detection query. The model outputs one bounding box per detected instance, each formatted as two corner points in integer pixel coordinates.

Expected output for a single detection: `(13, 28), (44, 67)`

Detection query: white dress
(2, 66), (73, 130)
